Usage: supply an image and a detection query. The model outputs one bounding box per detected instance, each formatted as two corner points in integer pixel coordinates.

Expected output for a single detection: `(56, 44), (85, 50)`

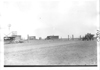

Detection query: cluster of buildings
(27, 35), (59, 40)
(4, 30), (76, 44)
(4, 31), (75, 40)
(4, 31), (22, 44)
(4, 31), (60, 44)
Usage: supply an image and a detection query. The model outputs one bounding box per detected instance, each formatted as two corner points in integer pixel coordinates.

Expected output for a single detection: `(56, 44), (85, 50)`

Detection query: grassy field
(4, 39), (97, 65)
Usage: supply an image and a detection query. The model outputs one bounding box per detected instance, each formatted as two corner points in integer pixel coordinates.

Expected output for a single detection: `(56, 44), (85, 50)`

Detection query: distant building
(27, 35), (36, 40)
(46, 35), (59, 40)
(4, 35), (21, 40)
(4, 35), (22, 43)
(4, 36), (15, 41)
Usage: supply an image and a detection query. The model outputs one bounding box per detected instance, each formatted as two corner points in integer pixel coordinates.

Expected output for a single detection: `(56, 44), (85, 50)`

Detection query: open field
(4, 39), (97, 65)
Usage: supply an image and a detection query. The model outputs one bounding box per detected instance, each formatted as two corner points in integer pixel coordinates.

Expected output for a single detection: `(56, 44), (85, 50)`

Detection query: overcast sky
(0, 0), (99, 39)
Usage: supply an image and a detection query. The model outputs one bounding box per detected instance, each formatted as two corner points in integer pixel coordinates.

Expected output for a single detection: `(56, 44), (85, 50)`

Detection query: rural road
(4, 40), (97, 65)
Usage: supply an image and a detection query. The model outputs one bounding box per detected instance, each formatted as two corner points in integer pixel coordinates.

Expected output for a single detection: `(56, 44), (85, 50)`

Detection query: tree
(82, 33), (94, 41)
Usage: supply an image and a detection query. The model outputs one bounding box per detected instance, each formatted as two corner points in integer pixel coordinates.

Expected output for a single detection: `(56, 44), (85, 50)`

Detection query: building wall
(46, 36), (59, 39)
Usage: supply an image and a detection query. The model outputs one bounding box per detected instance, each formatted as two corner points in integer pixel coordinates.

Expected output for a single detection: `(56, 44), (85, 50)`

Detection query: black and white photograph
(0, 0), (99, 68)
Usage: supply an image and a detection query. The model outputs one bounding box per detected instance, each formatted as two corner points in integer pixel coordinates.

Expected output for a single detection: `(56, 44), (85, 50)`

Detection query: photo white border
(0, 0), (99, 70)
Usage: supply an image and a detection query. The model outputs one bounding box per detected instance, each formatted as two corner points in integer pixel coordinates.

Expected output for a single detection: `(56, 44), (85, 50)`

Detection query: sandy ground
(4, 40), (97, 65)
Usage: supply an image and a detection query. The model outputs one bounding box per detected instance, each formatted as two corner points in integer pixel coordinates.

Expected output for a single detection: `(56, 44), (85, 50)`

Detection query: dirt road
(4, 40), (97, 65)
